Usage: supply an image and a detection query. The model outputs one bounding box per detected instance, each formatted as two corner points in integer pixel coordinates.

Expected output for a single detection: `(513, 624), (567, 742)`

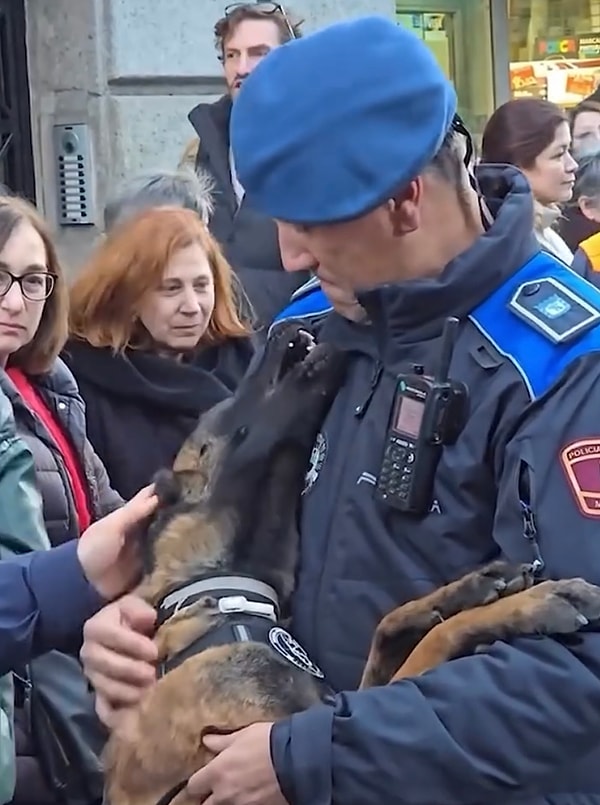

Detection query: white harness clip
(218, 595), (277, 622)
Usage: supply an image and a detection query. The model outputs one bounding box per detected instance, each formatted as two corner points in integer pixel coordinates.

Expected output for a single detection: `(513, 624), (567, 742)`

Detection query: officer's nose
(277, 221), (318, 273)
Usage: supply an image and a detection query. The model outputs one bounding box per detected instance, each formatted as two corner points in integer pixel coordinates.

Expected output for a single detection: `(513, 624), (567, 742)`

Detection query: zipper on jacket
(518, 459), (545, 574)
(354, 361), (383, 419)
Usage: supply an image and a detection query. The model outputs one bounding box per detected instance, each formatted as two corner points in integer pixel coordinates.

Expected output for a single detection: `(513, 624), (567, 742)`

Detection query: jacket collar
(534, 200), (562, 233)
(356, 165), (540, 348)
(188, 95), (236, 212)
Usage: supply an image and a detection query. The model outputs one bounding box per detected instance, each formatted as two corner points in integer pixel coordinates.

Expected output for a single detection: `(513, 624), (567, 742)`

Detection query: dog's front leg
(360, 560), (534, 688)
(390, 578), (600, 680)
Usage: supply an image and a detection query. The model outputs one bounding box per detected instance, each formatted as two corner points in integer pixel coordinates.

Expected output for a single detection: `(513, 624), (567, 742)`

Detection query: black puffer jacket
(62, 335), (256, 499)
(189, 95), (309, 327)
(0, 359), (121, 545)
(0, 359), (121, 805)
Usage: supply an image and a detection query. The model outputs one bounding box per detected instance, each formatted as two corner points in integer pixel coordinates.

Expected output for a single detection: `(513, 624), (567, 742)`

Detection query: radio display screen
(394, 395), (424, 438)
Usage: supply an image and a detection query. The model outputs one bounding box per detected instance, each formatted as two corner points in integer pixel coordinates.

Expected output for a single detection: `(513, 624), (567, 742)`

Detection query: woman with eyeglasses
(0, 195), (120, 805)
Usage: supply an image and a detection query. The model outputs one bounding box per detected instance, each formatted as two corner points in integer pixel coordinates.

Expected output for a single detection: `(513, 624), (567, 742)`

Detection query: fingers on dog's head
(152, 469), (182, 507)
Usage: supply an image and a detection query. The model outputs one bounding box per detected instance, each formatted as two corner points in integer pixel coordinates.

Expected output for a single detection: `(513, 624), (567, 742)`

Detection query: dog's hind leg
(360, 560), (534, 688)
(389, 577), (600, 681)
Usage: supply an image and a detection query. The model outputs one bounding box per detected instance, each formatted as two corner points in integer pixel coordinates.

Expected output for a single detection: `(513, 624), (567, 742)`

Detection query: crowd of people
(2, 2), (600, 804)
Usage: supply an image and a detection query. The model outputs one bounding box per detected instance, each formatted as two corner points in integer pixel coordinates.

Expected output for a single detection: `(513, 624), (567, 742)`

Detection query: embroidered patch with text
(268, 627), (325, 678)
(560, 439), (600, 518)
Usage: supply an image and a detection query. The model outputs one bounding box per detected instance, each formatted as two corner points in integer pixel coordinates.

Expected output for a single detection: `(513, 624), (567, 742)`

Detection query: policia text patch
(509, 278), (600, 344)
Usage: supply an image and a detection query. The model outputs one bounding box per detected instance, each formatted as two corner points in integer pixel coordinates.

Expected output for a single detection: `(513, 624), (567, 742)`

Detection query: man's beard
(229, 75), (248, 97)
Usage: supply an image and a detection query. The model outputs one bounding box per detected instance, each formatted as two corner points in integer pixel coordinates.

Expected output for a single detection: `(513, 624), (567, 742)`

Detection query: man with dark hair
(187, 2), (308, 328)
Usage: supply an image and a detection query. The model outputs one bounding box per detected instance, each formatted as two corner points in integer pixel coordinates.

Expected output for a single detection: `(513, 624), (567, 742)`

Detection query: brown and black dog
(103, 322), (600, 805)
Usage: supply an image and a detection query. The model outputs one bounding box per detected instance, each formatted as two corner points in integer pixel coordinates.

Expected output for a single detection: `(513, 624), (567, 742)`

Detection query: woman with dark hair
(64, 206), (256, 500)
(481, 97), (576, 264)
(0, 195), (121, 805)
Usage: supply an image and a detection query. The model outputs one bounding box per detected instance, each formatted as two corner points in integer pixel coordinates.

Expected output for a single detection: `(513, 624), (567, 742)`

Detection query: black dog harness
(156, 573), (289, 675)
(153, 574), (329, 805)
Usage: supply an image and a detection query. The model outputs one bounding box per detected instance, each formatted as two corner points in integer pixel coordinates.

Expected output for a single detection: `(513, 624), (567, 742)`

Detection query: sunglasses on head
(223, 2), (299, 41)
(451, 114), (474, 168)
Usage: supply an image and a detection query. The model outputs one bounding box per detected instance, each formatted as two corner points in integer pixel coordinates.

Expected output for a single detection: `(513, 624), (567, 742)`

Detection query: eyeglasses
(0, 270), (56, 301)
(223, 2), (299, 43)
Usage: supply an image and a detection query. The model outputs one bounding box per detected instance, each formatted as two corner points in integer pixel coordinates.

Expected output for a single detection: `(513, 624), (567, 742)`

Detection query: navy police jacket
(0, 541), (100, 675)
(270, 166), (600, 804)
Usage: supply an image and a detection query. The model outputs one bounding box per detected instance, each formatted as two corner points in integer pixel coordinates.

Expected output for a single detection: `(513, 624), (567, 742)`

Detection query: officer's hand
(81, 595), (158, 730)
(77, 485), (157, 600)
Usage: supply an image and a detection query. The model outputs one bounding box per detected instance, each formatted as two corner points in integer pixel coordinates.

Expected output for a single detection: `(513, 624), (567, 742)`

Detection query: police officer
(81, 15), (600, 805)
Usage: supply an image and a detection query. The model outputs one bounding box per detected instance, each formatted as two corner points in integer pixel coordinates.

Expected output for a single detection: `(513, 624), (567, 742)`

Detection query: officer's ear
(388, 178), (422, 236)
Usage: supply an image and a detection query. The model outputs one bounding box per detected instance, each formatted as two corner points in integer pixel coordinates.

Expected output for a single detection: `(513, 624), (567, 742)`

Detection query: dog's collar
(156, 574), (280, 627)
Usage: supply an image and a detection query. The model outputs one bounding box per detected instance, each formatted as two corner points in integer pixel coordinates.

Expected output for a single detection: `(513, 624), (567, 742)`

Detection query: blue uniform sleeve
(270, 352), (600, 805)
(0, 542), (103, 675)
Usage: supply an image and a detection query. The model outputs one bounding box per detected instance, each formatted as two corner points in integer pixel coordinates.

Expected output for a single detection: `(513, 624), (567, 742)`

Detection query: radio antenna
(435, 317), (460, 384)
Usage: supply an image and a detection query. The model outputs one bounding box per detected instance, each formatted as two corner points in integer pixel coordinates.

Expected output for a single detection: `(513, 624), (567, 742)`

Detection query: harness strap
(157, 574), (280, 626)
(155, 778), (187, 805)
(158, 611), (278, 677)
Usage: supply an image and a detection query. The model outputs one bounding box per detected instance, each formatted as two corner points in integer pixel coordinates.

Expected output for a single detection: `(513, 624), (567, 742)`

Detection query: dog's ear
(152, 469), (182, 507)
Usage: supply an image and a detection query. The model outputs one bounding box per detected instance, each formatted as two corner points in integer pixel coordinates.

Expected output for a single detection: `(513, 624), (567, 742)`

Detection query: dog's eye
(233, 425), (248, 444)
(199, 444), (208, 457)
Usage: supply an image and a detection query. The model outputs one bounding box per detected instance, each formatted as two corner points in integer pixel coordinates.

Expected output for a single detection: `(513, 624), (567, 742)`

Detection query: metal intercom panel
(53, 123), (96, 226)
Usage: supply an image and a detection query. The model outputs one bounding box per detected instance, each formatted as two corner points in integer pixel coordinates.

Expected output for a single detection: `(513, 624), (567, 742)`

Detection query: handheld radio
(376, 317), (468, 515)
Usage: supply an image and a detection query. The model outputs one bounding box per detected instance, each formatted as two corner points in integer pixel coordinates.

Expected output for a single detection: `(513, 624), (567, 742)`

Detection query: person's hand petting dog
(77, 484), (158, 600)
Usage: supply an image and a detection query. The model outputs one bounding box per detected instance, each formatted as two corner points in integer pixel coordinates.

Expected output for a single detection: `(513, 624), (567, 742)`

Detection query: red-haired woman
(63, 206), (255, 499)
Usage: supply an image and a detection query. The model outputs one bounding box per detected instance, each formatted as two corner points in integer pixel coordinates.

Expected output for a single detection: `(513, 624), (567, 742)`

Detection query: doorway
(396, 1), (496, 141)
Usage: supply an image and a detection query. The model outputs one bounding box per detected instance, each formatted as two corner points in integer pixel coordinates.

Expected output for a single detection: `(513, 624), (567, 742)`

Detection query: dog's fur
(103, 323), (600, 805)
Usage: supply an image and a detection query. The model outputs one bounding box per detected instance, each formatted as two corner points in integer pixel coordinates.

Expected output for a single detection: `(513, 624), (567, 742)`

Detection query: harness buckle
(218, 595), (248, 614)
(217, 595), (277, 621)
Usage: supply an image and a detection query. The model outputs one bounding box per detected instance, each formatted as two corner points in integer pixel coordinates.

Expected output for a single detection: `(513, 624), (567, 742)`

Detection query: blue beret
(230, 15), (457, 225)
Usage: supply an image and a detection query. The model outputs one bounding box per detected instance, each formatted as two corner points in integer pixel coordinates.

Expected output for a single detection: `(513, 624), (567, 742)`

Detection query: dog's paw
(451, 560), (535, 610)
(521, 578), (600, 634)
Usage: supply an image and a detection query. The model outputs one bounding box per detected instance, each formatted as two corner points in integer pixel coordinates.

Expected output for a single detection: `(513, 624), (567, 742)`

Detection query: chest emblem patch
(303, 431), (327, 495)
(560, 439), (600, 518)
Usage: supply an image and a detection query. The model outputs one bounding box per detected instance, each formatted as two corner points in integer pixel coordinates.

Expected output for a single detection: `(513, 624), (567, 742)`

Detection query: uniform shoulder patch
(509, 277), (600, 344)
(268, 627), (325, 678)
(560, 438), (600, 518)
(470, 252), (600, 400)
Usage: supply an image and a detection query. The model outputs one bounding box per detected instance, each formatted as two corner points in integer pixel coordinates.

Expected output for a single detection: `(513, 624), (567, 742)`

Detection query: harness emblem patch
(303, 431), (327, 494)
(268, 627), (325, 678)
(560, 439), (600, 518)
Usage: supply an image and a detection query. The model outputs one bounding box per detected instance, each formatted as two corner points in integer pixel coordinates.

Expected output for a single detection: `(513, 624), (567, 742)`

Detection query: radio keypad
(378, 436), (416, 501)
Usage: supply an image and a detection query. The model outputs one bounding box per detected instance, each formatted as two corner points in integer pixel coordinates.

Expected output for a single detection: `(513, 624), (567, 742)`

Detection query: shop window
(508, 0), (600, 109)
